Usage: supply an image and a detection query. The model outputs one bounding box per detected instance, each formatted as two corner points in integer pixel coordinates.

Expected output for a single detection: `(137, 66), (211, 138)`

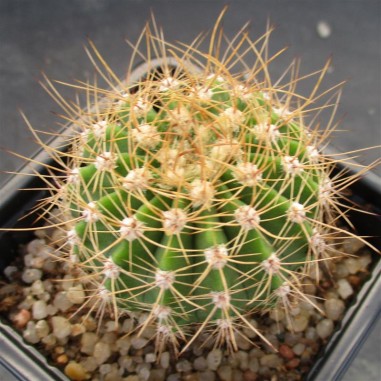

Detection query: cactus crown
(34, 16), (365, 354)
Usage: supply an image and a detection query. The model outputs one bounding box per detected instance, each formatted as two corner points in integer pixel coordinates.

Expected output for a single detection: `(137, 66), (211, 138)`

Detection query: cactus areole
(42, 19), (355, 353)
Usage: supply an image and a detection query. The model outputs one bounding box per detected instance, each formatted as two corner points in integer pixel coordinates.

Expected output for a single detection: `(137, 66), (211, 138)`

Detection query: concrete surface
(0, 1), (380, 380)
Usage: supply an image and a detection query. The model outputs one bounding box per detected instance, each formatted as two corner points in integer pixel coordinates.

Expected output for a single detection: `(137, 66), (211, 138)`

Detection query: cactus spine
(40, 19), (360, 353)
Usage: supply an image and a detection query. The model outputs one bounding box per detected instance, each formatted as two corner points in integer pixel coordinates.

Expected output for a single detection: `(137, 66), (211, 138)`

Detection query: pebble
(217, 364), (233, 381)
(35, 319), (50, 338)
(248, 357), (259, 372)
(32, 300), (48, 320)
(2, 223), (373, 381)
(316, 319), (334, 339)
(71, 323), (86, 336)
(345, 258), (362, 274)
(26, 239), (46, 255)
(81, 357), (98, 372)
(131, 336), (148, 350)
(259, 354), (283, 369)
(3, 265), (18, 280)
(41, 334), (56, 347)
(243, 370), (257, 381)
(66, 284), (86, 304)
(51, 316), (72, 339)
(305, 327), (318, 341)
(30, 280), (45, 295)
(325, 298), (345, 321)
(11, 309), (31, 328)
(316, 21), (331, 39)
(292, 343), (305, 356)
(358, 253), (372, 269)
(279, 344), (294, 360)
(194, 356), (208, 371)
(53, 291), (74, 312)
(176, 359), (192, 373)
(64, 361), (89, 381)
(342, 237), (365, 254)
(337, 279), (354, 299)
(286, 358), (300, 370)
(93, 342), (111, 364)
(81, 332), (99, 355)
(237, 351), (249, 370)
(199, 371), (216, 381)
(287, 315), (309, 333)
(148, 368), (166, 381)
(145, 353), (156, 363)
(21, 269), (42, 283)
(207, 349), (223, 370)
(23, 321), (39, 344)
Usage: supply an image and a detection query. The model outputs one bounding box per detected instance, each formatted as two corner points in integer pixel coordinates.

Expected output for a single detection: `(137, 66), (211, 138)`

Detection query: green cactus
(44, 21), (352, 353)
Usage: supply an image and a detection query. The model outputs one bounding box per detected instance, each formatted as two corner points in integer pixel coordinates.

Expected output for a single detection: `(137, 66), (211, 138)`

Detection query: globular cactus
(42, 19), (354, 353)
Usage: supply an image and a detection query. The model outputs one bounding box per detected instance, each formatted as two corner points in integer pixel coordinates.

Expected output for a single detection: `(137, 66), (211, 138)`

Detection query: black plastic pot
(1, 61), (380, 380)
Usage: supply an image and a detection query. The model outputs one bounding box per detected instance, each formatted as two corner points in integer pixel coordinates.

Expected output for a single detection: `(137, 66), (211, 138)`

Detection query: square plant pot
(1, 61), (380, 381)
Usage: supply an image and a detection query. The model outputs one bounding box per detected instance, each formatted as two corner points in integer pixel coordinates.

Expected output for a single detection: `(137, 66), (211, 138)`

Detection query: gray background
(0, 0), (380, 380)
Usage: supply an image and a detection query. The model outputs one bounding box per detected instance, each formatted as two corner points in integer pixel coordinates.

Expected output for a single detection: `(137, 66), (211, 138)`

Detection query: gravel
(0, 228), (375, 381)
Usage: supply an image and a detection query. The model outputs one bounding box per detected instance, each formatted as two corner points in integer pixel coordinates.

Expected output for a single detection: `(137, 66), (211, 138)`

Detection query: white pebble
(3, 265), (18, 280)
(53, 291), (74, 312)
(21, 269), (42, 283)
(26, 239), (46, 255)
(305, 327), (318, 341)
(51, 316), (72, 339)
(35, 320), (50, 338)
(66, 284), (86, 304)
(317, 21), (331, 39)
(138, 366), (151, 381)
(32, 300), (48, 320)
(41, 333), (56, 347)
(99, 363), (112, 375)
(325, 298), (345, 320)
(316, 318), (334, 339)
(358, 253), (372, 269)
(207, 349), (223, 370)
(345, 258), (362, 274)
(293, 343), (306, 356)
(337, 279), (354, 299)
(81, 332), (99, 355)
(23, 321), (39, 344)
(93, 341), (111, 364)
(287, 314), (309, 332)
(61, 275), (74, 291)
(81, 356), (98, 372)
(160, 351), (170, 369)
(31, 280), (45, 296)
(116, 336), (131, 355)
(145, 353), (156, 363)
(46, 304), (58, 316)
(130, 336), (148, 350)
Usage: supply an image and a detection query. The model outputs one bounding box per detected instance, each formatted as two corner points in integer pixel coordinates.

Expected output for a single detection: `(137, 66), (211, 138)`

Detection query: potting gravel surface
(0, 221), (374, 381)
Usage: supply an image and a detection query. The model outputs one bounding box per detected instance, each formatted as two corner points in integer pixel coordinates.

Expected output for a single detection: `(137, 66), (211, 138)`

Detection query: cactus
(35, 18), (371, 354)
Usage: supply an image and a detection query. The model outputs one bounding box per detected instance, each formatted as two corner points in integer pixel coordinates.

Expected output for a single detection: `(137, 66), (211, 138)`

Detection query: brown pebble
(12, 309), (31, 329)
(320, 280), (332, 290)
(54, 346), (65, 355)
(64, 361), (89, 381)
(286, 358), (301, 370)
(183, 374), (201, 381)
(243, 370), (257, 381)
(56, 354), (69, 365)
(279, 344), (294, 360)
(347, 275), (361, 288)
